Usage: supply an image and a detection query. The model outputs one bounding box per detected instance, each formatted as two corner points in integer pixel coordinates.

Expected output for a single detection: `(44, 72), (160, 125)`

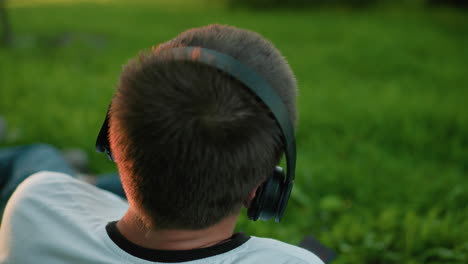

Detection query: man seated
(0, 24), (324, 264)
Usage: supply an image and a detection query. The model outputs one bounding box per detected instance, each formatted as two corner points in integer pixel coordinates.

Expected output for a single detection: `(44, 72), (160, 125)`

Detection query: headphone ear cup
(247, 167), (285, 221)
(96, 114), (114, 162)
(247, 182), (265, 221)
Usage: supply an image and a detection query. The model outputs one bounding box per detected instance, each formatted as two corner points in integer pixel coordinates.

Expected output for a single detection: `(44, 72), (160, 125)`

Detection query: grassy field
(1, 1), (467, 263)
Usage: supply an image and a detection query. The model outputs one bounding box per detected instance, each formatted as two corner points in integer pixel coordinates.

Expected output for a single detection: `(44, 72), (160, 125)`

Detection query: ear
(243, 184), (261, 208)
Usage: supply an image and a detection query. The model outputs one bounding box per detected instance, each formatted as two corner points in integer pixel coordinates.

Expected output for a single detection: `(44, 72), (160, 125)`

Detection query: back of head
(109, 24), (297, 229)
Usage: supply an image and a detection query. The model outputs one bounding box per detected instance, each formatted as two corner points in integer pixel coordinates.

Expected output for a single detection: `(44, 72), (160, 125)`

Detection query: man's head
(109, 24), (297, 230)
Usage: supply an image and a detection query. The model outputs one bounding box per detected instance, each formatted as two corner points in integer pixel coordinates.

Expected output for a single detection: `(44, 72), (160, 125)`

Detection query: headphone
(96, 47), (296, 223)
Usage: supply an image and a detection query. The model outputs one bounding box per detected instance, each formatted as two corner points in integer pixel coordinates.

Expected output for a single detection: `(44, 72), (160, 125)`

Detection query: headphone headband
(162, 47), (296, 185)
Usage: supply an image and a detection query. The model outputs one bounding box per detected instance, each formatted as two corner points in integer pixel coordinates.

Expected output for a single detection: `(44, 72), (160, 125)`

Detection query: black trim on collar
(106, 221), (250, 263)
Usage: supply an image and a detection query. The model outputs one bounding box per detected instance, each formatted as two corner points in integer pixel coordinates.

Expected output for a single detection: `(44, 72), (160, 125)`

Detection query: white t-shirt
(0, 172), (324, 264)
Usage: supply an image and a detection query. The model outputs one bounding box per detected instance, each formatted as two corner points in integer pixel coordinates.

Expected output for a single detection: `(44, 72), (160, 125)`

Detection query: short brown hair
(109, 24), (297, 229)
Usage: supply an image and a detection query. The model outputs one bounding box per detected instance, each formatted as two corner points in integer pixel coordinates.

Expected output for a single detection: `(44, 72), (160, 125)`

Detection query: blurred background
(0, 0), (467, 263)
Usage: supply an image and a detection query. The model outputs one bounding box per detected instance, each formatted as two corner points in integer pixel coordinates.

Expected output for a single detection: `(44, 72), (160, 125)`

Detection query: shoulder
(13, 170), (74, 193)
(0, 171), (128, 262)
(2, 171), (127, 222)
(9, 171), (124, 205)
(240, 236), (325, 264)
(2, 171), (77, 215)
(0, 172), (76, 261)
(3, 171), (116, 212)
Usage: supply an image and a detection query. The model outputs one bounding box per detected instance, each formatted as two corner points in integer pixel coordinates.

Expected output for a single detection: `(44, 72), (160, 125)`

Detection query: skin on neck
(112, 164), (259, 251)
(116, 207), (240, 251)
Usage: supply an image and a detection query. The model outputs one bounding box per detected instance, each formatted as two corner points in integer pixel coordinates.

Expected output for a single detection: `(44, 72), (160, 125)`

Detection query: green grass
(1, 1), (467, 263)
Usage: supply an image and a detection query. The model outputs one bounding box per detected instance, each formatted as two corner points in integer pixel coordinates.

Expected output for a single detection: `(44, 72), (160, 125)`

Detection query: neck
(116, 207), (239, 251)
